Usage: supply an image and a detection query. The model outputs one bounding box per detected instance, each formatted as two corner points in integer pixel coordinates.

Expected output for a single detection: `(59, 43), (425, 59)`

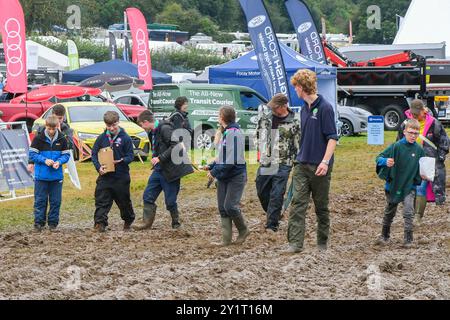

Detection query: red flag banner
(0, 0), (28, 93)
(125, 8), (153, 90)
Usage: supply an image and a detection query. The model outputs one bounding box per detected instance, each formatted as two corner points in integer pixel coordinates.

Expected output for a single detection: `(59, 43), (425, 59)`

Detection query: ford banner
(0, 0), (28, 93)
(285, 0), (327, 65)
(108, 32), (118, 60)
(238, 0), (290, 100)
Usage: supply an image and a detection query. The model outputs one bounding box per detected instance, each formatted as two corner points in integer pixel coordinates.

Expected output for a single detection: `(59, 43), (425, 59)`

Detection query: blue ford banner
(285, 0), (327, 65)
(0, 129), (33, 191)
(239, 0), (290, 100)
(123, 35), (131, 62)
(109, 32), (118, 60)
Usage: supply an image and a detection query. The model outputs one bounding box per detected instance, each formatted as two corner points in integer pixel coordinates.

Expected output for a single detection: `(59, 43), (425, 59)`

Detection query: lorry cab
(148, 83), (267, 149)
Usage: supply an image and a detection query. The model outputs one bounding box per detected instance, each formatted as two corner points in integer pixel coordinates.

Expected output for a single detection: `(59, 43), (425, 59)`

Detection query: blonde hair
(290, 69), (317, 95)
(45, 115), (59, 128)
(405, 118), (420, 131)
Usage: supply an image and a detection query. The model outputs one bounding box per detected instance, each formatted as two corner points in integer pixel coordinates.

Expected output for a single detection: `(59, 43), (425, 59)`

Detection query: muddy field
(0, 175), (449, 300)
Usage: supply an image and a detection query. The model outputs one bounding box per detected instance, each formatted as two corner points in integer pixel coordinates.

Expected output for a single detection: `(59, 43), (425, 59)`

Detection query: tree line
(19, 0), (411, 44)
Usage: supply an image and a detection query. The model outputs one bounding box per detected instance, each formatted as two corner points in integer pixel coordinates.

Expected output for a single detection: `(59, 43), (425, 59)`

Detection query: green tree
(353, 0), (411, 44)
(156, 2), (219, 36)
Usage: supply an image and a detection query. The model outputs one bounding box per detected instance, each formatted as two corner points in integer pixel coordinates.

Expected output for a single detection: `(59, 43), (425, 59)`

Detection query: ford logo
(248, 15), (266, 28)
(298, 22), (312, 34)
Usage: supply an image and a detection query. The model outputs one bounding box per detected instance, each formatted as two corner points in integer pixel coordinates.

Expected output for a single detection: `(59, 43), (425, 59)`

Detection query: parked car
(32, 102), (150, 160)
(149, 83), (267, 149)
(337, 105), (372, 136)
(113, 93), (149, 108)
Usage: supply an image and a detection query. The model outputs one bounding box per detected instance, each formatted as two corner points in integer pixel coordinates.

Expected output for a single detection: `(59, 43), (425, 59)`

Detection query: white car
(113, 93), (149, 108)
(337, 105), (372, 136)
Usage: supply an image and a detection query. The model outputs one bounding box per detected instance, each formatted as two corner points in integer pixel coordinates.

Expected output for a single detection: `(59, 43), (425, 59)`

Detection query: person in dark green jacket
(375, 119), (426, 247)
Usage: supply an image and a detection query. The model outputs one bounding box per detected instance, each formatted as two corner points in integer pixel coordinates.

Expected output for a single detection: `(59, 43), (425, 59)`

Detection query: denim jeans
(256, 165), (292, 231)
(33, 180), (63, 227)
(143, 168), (180, 212)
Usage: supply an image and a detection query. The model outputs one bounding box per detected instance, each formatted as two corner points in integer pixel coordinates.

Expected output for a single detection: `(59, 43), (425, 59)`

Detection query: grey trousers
(382, 190), (415, 232)
(217, 173), (247, 218)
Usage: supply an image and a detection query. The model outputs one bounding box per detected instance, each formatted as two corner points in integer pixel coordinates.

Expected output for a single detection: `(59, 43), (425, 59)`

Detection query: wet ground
(0, 180), (449, 300)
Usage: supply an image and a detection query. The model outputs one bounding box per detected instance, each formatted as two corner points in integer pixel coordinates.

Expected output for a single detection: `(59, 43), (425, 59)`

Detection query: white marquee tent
(394, 0), (450, 57)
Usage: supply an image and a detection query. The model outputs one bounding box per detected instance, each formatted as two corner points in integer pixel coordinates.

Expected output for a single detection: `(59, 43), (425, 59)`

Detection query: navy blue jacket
(29, 130), (71, 181)
(209, 122), (246, 181)
(91, 128), (134, 179)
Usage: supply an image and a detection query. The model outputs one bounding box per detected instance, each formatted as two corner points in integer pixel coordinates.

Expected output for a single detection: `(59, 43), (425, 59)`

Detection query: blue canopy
(209, 43), (337, 109)
(62, 59), (172, 84)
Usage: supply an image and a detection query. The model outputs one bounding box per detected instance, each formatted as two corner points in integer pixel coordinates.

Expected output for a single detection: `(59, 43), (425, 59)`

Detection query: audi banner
(285, 0), (327, 65)
(0, 129), (33, 191)
(126, 7), (153, 90)
(0, 0), (28, 93)
(238, 0), (290, 100)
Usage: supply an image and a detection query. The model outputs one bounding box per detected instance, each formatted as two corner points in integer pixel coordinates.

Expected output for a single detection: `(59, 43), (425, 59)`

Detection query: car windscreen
(69, 105), (128, 123)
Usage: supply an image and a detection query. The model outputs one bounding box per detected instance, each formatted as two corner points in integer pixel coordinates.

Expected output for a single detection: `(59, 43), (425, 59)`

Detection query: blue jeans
(33, 180), (63, 227)
(143, 169), (180, 212)
(256, 165), (292, 231)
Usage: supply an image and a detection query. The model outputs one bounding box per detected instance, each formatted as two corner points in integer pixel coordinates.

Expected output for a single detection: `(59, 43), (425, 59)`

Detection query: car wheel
(382, 105), (405, 131)
(194, 127), (215, 150)
(340, 118), (354, 137)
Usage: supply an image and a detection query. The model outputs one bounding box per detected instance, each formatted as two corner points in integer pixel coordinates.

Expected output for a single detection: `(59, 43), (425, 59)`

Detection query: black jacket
(154, 120), (194, 182)
(91, 128), (134, 180)
(168, 110), (192, 134)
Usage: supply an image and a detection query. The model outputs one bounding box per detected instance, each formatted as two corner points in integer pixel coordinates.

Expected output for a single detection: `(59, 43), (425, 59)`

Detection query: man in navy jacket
(91, 111), (135, 232)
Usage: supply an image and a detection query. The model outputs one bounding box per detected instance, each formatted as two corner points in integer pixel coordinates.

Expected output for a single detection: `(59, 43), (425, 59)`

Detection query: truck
(324, 42), (450, 130)
(336, 57), (450, 130)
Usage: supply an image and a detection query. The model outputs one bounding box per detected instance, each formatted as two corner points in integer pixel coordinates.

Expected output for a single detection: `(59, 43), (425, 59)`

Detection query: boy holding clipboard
(91, 111), (135, 232)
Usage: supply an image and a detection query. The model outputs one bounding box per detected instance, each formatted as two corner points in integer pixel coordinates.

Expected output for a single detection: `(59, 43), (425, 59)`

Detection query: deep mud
(0, 182), (449, 300)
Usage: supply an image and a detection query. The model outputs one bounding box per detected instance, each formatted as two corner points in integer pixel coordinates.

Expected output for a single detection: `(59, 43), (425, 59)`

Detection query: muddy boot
(375, 224), (391, 245)
(221, 217), (232, 246)
(170, 209), (181, 229)
(133, 203), (157, 231)
(415, 196), (427, 225)
(403, 230), (414, 248)
(94, 223), (106, 233)
(232, 214), (250, 245)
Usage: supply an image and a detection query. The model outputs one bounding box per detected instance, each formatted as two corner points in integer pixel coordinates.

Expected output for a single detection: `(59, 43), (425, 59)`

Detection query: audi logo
(4, 18), (24, 78)
(135, 28), (149, 78)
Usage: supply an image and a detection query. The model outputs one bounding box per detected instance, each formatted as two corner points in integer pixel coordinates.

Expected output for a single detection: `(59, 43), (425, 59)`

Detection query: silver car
(337, 105), (372, 136)
(113, 93), (150, 108)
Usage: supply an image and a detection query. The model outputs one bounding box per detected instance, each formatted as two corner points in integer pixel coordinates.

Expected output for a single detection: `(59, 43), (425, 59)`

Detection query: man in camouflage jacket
(255, 93), (301, 232)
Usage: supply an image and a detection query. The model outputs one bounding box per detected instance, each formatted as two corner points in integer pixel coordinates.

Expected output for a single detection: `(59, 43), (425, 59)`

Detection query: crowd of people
(27, 69), (449, 252)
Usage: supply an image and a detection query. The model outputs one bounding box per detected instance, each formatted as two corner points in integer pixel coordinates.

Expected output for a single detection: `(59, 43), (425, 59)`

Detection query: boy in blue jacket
(29, 115), (70, 231)
(205, 106), (250, 246)
(91, 111), (135, 232)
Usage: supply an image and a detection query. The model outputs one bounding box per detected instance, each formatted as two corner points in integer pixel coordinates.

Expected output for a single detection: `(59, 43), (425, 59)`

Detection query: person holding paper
(397, 99), (449, 222)
(376, 119), (426, 248)
(91, 111), (135, 232)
